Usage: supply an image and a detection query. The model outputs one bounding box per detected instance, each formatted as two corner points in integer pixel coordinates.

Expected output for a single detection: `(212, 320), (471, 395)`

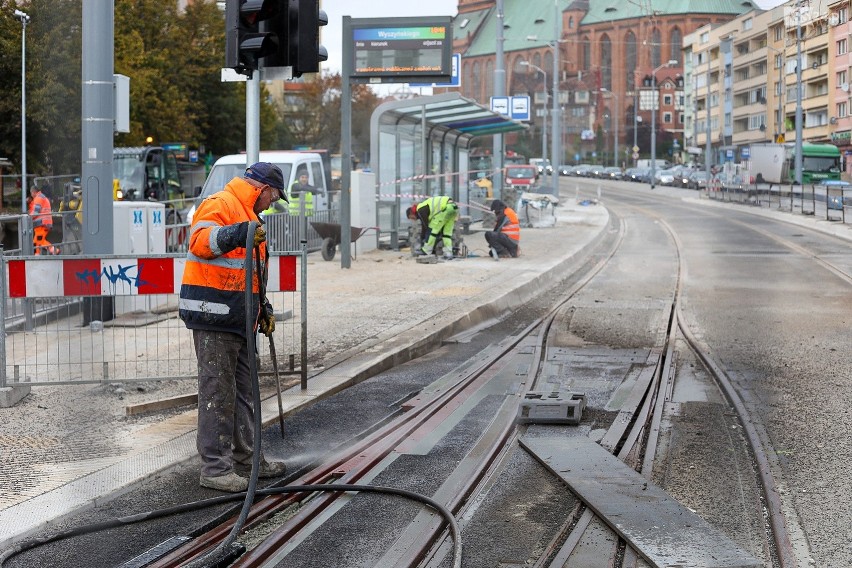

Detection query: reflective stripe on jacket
(179, 177), (266, 337)
(500, 207), (521, 242)
(416, 195), (453, 220)
(29, 192), (52, 228)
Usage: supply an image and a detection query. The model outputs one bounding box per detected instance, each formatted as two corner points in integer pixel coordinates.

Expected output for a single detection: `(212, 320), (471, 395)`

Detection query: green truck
(749, 143), (841, 184)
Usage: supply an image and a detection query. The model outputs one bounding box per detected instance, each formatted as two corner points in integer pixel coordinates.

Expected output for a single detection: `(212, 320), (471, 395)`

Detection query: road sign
(741, 147), (750, 159)
(632, 145), (639, 153)
(632, 152), (639, 160)
(490, 96), (509, 116)
(511, 95), (530, 121)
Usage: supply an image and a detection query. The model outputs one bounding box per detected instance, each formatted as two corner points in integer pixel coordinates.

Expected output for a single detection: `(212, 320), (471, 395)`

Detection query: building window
(749, 114), (766, 130)
(663, 94), (673, 105)
(663, 112), (672, 124)
(625, 31), (637, 88)
(743, 18), (752, 31)
(569, 16), (574, 29)
(652, 29), (661, 68)
(701, 31), (709, 44)
(774, 25), (783, 42)
(838, 39), (847, 56)
(678, 112), (684, 124)
(601, 35), (612, 90)
(838, 101), (847, 118)
(670, 28), (682, 64)
(840, 8), (848, 23)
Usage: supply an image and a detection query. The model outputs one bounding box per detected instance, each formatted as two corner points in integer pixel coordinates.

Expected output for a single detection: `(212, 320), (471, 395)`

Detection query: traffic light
(285, 0), (328, 78)
(225, 0), (281, 76)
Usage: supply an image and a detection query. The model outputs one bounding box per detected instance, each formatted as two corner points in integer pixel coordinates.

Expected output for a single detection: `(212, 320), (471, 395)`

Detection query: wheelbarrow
(310, 221), (374, 261)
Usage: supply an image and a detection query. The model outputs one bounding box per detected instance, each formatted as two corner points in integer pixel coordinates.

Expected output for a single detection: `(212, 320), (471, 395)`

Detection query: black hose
(0, 223), (464, 568)
(0, 484), (462, 568)
(181, 221), (264, 568)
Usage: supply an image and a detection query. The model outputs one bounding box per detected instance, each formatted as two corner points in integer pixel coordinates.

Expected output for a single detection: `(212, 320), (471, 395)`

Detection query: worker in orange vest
(28, 186), (57, 255)
(485, 199), (520, 260)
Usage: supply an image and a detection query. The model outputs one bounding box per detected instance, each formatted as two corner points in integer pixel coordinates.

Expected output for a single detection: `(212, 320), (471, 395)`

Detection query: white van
(188, 151), (331, 223)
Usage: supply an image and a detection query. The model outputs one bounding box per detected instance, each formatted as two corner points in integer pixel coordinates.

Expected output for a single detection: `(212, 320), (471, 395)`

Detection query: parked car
(557, 164), (573, 176)
(504, 165), (538, 191)
(686, 170), (709, 190)
(571, 164), (595, 177)
(601, 167), (623, 180)
(624, 167), (650, 183)
(654, 167), (678, 186)
(673, 166), (693, 188)
(529, 158), (553, 177)
(590, 165), (606, 178)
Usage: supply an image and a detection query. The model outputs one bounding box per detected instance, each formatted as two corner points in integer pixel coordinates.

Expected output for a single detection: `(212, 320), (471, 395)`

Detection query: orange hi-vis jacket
(501, 207), (521, 242)
(179, 177), (267, 337)
(29, 191), (53, 229)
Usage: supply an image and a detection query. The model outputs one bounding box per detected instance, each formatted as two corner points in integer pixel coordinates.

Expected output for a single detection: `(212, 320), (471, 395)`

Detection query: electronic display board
(345, 16), (453, 84)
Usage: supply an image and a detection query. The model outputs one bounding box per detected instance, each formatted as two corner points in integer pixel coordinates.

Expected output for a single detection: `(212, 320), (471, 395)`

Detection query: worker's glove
(258, 305), (275, 337)
(217, 222), (265, 253)
(253, 225), (266, 247)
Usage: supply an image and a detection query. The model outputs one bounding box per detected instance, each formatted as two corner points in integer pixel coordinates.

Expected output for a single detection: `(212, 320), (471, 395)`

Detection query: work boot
(200, 471), (248, 493)
(489, 247), (500, 261)
(443, 251), (453, 260)
(235, 456), (287, 478)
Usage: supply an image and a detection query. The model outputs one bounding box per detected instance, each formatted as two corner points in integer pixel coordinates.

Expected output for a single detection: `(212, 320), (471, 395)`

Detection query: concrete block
(517, 390), (587, 424)
(0, 384), (31, 408)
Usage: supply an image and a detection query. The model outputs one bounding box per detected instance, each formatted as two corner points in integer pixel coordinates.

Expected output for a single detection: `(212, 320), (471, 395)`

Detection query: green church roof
(459, 0), (758, 57)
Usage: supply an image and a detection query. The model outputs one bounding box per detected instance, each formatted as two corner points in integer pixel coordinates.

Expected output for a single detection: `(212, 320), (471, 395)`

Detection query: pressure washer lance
(256, 239), (286, 439)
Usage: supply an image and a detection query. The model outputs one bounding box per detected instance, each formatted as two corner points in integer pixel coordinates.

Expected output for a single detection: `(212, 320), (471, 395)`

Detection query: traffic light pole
(246, 73), (260, 165)
(340, 16), (353, 269)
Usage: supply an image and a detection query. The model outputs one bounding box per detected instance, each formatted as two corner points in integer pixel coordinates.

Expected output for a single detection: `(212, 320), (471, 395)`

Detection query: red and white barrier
(5, 254), (298, 298)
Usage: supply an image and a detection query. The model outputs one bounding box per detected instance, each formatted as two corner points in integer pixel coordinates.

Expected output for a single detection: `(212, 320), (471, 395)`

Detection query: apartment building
(685, 0), (851, 173)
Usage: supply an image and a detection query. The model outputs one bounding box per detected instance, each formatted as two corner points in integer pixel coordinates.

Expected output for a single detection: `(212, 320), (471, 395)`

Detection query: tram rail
(137, 204), (787, 568)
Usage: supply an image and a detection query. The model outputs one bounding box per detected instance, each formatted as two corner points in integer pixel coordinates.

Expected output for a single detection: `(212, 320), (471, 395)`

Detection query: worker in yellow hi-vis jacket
(407, 195), (459, 260)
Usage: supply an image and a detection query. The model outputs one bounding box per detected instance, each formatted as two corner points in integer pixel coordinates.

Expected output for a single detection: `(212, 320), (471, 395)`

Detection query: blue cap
(245, 162), (285, 191)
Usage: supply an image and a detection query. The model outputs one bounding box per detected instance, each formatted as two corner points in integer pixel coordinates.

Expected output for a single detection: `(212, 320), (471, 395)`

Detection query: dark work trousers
(193, 329), (257, 477)
(485, 231), (519, 257)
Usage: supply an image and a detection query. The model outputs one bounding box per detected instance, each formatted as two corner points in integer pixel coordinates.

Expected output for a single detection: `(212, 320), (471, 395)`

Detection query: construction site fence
(0, 251), (307, 389)
(702, 182), (852, 224)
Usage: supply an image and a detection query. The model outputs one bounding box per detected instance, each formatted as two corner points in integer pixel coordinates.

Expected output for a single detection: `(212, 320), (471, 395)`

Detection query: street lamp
(600, 88), (620, 168)
(765, 45), (785, 144)
(14, 9), (30, 212)
(520, 61), (548, 160)
(650, 59), (678, 189)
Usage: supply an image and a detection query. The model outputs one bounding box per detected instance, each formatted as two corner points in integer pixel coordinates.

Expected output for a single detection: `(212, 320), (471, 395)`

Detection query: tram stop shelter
(369, 93), (528, 249)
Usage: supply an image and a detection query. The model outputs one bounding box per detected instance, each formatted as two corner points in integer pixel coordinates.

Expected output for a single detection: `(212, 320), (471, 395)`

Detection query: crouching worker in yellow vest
(407, 195), (459, 260)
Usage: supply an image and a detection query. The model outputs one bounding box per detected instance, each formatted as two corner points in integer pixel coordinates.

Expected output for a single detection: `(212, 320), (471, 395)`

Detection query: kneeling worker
(407, 195), (459, 259)
(485, 199), (520, 260)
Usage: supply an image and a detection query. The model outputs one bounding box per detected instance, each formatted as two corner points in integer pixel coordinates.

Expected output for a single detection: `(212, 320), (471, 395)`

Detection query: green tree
(277, 72), (379, 160)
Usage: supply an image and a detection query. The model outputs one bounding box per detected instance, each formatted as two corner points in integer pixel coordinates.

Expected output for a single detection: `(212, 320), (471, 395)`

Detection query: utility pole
(14, 9), (29, 211)
(550, 0), (561, 195)
(493, 0), (505, 199)
(794, 3), (803, 185)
